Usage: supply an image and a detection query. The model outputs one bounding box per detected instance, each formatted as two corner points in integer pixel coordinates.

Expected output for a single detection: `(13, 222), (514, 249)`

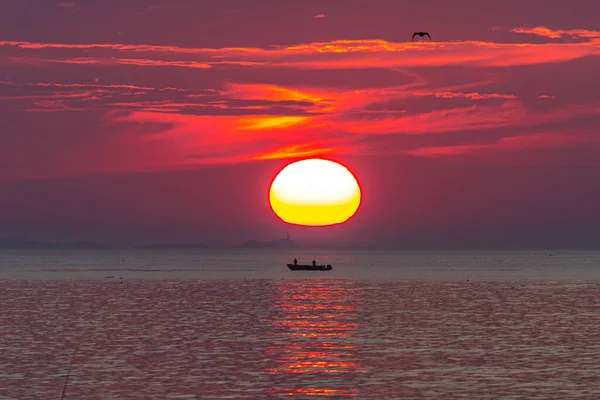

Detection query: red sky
(0, 0), (599, 248)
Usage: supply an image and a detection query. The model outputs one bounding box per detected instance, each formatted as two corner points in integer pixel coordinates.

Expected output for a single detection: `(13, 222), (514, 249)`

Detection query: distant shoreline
(0, 240), (599, 252)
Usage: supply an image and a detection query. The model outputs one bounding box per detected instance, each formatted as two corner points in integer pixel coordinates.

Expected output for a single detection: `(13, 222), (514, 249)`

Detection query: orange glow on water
(266, 280), (365, 397)
(267, 387), (359, 396)
(269, 158), (361, 226)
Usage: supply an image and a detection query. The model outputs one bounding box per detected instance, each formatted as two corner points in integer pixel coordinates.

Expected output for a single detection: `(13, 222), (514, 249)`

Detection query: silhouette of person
(312, 259), (316, 266)
(294, 258), (297, 265)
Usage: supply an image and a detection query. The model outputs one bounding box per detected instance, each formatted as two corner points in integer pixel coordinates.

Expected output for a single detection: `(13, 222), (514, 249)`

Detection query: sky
(0, 0), (599, 248)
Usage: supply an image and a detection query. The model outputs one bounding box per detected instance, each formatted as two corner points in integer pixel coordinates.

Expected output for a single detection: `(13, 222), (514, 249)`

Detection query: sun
(269, 158), (361, 226)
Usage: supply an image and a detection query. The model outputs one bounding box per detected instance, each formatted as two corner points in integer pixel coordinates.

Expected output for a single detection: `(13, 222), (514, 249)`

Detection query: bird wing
(411, 32), (418, 41)
(425, 33), (431, 41)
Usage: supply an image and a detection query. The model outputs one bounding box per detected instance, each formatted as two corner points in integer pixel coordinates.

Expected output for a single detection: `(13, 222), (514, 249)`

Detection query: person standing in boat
(293, 258), (297, 265)
(312, 259), (316, 266)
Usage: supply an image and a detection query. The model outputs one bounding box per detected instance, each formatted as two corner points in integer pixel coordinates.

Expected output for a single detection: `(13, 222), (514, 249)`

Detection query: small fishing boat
(287, 263), (332, 271)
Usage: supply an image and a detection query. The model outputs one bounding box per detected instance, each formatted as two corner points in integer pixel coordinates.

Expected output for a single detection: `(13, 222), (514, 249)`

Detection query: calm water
(1, 249), (600, 399)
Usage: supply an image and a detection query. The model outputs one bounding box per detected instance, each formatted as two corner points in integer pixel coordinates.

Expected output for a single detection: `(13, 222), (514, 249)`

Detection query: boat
(287, 263), (332, 271)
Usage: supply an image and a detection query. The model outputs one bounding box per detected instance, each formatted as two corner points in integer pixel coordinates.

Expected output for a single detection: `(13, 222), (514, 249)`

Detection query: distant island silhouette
(0, 239), (111, 249)
(238, 232), (299, 249)
(0, 239), (212, 250)
(239, 238), (299, 249)
(0, 237), (377, 250)
(134, 244), (211, 250)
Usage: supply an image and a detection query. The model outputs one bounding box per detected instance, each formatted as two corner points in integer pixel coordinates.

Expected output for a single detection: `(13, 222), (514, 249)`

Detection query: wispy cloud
(0, 80), (185, 91)
(3, 72), (597, 161)
(8, 56), (213, 69)
(424, 92), (517, 100)
(2, 28), (598, 73)
(57, 1), (76, 8)
(96, 80), (599, 169)
(1, 25), (598, 178)
(407, 132), (600, 157)
(510, 26), (600, 40)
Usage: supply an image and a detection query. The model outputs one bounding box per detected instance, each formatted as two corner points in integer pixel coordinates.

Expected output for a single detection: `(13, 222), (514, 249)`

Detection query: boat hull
(287, 264), (332, 271)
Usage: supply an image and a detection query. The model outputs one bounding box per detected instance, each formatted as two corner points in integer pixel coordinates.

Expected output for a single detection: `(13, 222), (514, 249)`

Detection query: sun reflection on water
(266, 279), (366, 397)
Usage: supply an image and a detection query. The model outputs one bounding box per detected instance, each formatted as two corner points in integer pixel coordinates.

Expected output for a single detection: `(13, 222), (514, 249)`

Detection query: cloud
(0, 80), (178, 91)
(313, 14), (326, 18)
(96, 81), (598, 171)
(0, 79), (334, 118)
(8, 56), (213, 69)
(2, 27), (598, 73)
(3, 72), (597, 169)
(1, 25), (599, 179)
(406, 132), (600, 158)
(424, 92), (517, 100)
(510, 26), (600, 40)
(57, 1), (76, 8)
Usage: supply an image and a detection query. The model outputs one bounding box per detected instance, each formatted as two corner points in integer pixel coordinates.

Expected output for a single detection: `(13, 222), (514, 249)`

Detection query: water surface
(1, 250), (599, 398)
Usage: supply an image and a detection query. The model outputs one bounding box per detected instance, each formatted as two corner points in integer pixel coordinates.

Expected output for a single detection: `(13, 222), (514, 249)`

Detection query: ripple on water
(1, 279), (600, 398)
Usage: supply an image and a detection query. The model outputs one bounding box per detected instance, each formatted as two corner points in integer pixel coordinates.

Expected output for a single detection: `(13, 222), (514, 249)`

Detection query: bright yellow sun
(269, 158), (361, 226)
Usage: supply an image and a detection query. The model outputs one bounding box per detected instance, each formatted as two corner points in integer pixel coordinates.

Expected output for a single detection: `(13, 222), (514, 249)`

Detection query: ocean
(1, 249), (600, 399)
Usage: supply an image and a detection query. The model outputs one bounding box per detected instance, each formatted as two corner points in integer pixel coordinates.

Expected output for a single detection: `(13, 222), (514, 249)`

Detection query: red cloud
(407, 132), (600, 158)
(2, 27), (598, 72)
(1, 25), (598, 179)
(425, 92), (517, 100)
(100, 77), (599, 169)
(254, 142), (337, 160)
(0, 80), (177, 91)
(511, 26), (600, 40)
(13, 72), (592, 170)
(8, 56), (212, 69)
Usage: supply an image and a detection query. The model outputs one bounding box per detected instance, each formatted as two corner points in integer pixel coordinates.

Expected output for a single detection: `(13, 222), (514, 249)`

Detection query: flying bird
(412, 32), (431, 42)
